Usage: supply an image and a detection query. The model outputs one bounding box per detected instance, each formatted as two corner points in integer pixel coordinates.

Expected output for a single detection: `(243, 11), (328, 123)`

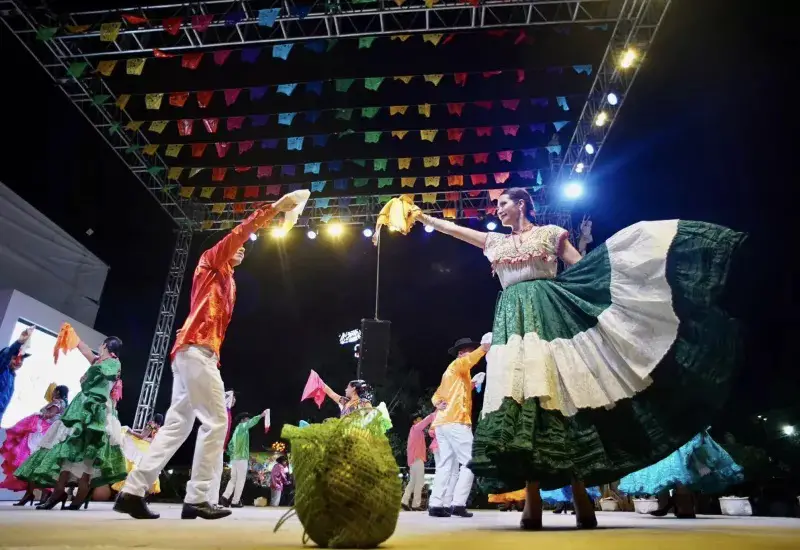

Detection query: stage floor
(0, 502), (798, 549)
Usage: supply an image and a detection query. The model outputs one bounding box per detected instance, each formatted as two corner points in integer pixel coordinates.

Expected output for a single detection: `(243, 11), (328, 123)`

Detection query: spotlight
(584, 143), (595, 155)
(424, 225), (434, 233)
(327, 223), (343, 237)
(306, 229), (317, 240)
(782, 425), (796, 436)
(594, 112), (608, 127)
(485, 221), (497, 231)
(607, 92), (619, 106)
(563, 181), (583, 199)
(249, 233), (258, 242)
(620, 48), (637, 69)
(362, 227), (374, 238)
(271, 227), (286, 239)
(575, 162), (585, 174)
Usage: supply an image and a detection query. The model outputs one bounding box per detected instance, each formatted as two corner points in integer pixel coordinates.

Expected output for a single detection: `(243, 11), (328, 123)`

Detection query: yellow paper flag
(422, 193), (437, 203)
(423, 32), (443, 45)
(423, 156), (440, 167)
(397, 157), (411, 169)
(149, 120), (168, 134)
(169, 168), (185, 181)
(165, 144), (183, 158)
(391, 34), (411, 41)
(200, 187), (215, 199)
(443, 208), (457, 219)
(389, 105), (408, 116)
(211, 203), (225, 213)
(127, 58), (146, 75)
(100, 22), (121, 42)
(392, 130), (408, 140)
(96, 60), (117, 76)
(124, 120), (143, 131)
(424, 74), (444, 86)
(178, 185), (194, 197)
(425, 176), (440, 188)
(418, 104), (431, 118)
(142, 144), (159, 156)
(189, 168), (204, 178)
(393, 75), (413, 84)
(201, 220), (214, 230)
(401, 177), (416, 188)
(420, 129), (438, 142)
(65, 25), (91, 34)
(115, 94), (131, 110)
(393, 0), (407, 5)
(145, 93), (164, 110)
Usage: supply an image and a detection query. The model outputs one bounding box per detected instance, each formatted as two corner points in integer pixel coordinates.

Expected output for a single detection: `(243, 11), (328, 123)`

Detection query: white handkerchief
(281, 189), (311, 231)
(264, 409), (271, 433)
(472, 372), (486, 386)
(481, 332), (493, 345)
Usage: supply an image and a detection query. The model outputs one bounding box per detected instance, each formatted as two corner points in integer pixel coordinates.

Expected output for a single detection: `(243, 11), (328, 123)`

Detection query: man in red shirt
(115, 193), (301, 521)
(401, 412), (435, 511)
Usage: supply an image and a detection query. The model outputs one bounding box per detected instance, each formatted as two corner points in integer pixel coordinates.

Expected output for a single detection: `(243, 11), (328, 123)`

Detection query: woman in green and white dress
(413, 187), (746, 530)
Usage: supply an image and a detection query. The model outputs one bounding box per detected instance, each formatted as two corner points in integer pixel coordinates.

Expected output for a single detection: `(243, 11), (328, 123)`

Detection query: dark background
(0, 0), (794, 466)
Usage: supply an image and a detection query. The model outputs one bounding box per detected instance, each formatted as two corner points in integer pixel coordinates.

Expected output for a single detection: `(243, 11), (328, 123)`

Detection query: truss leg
(132, 226), (192, 430)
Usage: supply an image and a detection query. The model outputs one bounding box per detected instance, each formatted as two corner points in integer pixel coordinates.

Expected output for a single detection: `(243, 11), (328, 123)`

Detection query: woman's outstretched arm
(416, 213), (488, 249)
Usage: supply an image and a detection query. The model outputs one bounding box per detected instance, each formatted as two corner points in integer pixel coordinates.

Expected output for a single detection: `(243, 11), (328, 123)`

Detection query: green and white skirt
(470, 220), (746, 490)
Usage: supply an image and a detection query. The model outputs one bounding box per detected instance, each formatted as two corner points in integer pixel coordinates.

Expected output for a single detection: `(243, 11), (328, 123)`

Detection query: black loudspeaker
(357, 319), (391, 384)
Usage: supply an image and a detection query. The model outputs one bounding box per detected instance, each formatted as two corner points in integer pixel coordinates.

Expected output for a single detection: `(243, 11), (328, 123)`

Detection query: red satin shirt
(171, 206), (277, 363)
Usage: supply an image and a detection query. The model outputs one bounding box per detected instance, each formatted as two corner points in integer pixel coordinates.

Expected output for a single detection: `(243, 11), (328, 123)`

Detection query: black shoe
(520, 517), (543, 530)
(576, 516), (598, 529)
(219, 497), (231, 508)
(451, 506), (473, 518)
(36, 493), (67, 510)
(428, 506), (451, 517)
(401, 503), (411, 511)
(13, 493), (35, 506)
(114, 493), (160, 519)
(231, 501), (244, 508)
(181, 501), (232, 520)
(650, 498), (674, 517)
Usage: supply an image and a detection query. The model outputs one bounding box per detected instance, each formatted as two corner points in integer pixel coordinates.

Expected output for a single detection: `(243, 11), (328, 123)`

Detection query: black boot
(428, 506), (451, 517)
(181, 501), (232, 520)
(451, 506), (473, 518)
(650, 497), (675, 517)
(114, 493), (160, 519)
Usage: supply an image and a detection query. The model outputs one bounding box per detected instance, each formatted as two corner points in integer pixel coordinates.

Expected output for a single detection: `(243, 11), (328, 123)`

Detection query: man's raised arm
(203, 205), (277, 269)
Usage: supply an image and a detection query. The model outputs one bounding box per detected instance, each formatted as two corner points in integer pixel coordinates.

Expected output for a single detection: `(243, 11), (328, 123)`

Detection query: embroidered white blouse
(483, 224), (569, 289)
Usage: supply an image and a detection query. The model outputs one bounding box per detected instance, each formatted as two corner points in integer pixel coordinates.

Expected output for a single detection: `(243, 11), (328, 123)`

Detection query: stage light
(486, 221), (497, 231)
(306, 229), (317, 240)
(575, 162), (585, 174)
(363, 227), (374, 238)
(585, 143), (595, 155)
(564, 181), (584, 199)
(249, 233), (258, 242)
(594, 112), (609, 127)
(620, 48), (637, 69)
(327, 223), (344, 237)
(271, 227), (286, 239)
(607, 92), (619, 106)
(782, 425), (796, 436)
(424, 225), (434, 233)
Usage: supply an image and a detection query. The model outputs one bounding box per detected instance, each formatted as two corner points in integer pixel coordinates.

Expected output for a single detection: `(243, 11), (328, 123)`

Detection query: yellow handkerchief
(373, 194), (420, 245)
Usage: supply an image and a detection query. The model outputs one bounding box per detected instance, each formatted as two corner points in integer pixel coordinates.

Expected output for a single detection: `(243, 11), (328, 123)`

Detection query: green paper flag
(146, 166), (166, 176)
(351, 159), (366, 167)
(379, 195), (392, 204)
(359, 36), (377, 49)
(335, 108), (353, 120)
(327, 39), (339, 51)
(335, 78), (354, 92)
(355, 196), (369, 205)
(338, 129), (355, 138)
(91, 94), (111, 106)
(374, 158), (388, 171)
(107, 122), (122, 136)
(361, 107), (380, 119)
(36, 27), (58, 41)
(364, 77), (384, 91)
(125, 144), (142, 154)
(354, 178), (369, 188)
(378, 177), (393, 188)
(365, 131), (382, 144)
(67, 62), (89, 78)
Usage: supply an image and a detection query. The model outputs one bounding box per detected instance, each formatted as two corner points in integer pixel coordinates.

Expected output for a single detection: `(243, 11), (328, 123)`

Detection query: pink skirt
(0, 414), (56, 491)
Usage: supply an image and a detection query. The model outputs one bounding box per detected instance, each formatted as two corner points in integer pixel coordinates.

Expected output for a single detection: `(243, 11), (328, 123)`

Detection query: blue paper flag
(531, 97), (549, 108)
(553, 120), (569, 132)
(321, 213), (333, 223)
(334, 179), (348, 190)
(276, 83), (298, 96)
(241, 47), (261, 63)
(338, 197), (352, 207)
(328, 160), (342, 172)
(311, 181), (326, 192)
(304, 162), (321, 174)
(299, 420), (310, 428)
(556, 96), (569, 111)
(573, 64), (593, 75)
(530, 123), (546, 134)
(261, 138), (278, 149)
(315, 198), (330, 208)
(305, 40), (325, 53)
(250, 86), (268, 101)
(288, 183), (302, 192)
(278, 112), (297, 125)
(305, 81), (323, 95)
(312, 134), (329, 147)
(293, 5), (311, 19)
(522, 148), (537, 158)
(546, 145), (562, 155)
(287, 136), (304, 150)
(283, 165), (296, 176)
(273, 43), (294, 60)
(585, 24), (608, 31)
(536, 170), (543, 186)
(250, 114), (269, 127)
(258, 8), (280, 27)
(305, 110), (321, 123)
(225, 11), (245, 26)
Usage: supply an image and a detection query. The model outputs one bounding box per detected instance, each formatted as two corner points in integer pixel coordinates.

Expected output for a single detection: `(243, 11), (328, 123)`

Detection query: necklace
(511, 224), (535, 250)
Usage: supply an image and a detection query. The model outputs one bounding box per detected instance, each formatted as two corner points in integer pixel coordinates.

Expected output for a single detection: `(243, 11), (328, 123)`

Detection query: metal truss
(132, 227), (192, 430)
(17, 0), (623, 57)
(552, 0), (671, 181)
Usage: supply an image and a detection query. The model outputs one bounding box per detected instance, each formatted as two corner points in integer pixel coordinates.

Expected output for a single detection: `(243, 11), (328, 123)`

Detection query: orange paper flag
(53, 323), (79, 363)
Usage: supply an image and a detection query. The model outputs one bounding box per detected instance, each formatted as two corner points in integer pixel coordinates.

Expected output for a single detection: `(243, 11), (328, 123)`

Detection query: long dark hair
(502, 187), (536, 223)
(103, 336), (123, 357)
(234, 412), (252, 425)
(55, 385), (69, 406)
(348, 379), (374, 403)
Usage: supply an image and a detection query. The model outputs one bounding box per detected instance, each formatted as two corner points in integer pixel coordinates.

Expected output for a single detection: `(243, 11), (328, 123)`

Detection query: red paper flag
(178, 119), (194, 136)
(265, 184), (281, 195)
(122, 14), (148, 25)
(482, 70), (502, 78)
(447, 102), (465, 116)
(215, 142), (230, 158)
(169, 91), (189, 107)
(502, 125), (519, 136)
(203, 118), (219, 134)
(447, 175), (464, 187)
(235, 166), (252, 173)
(213, 49), (231, 65)
(454, 73), (468, 86)
(216, 170), (230, 184)
(445, 192), (459, 201)
(257, 166), (273, 179)
(488, 30), (508, 37)
(222, 186), (237, 199)
(233, 203), (245, 213)
(224, 88), (242, 106)
(498, 150), (513, 162)
(163, 17), (182, 36)
(447, 128), (464, 142)
(153, 49), (176, 58)
(244, 185), (259, 197)
(182, 52), (203, 69)
(192, 14), (214, 32)
(517, 69), (525, 83)
(471, 174), (488, 185)
(442, 33), (455, 45)
(474, 100), (493, 110)
(197, 90), (213, 108)
(226, 116), (245, 131)
(463, 208), (479, 218)
(515, 30), (531, 45)
(191, 143), (207, 157)
(501, 99), (520, 111)
(494, 172), (510, 184)
(486, 206), (497, 215)
(473, 152), (489, 164)
(468, 190), (482, 197)
(238, 140), (254, 154)
(302, 370), (327, 408)
(448, 154), (465, 166)
(476, 127), (493, 137)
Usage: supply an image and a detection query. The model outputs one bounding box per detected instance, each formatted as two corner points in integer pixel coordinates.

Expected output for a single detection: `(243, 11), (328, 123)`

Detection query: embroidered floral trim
(485, 225), (564, 275)
(490, 251), (558, 275)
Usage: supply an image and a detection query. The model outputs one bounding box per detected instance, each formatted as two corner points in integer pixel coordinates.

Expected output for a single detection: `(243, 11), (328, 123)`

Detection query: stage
(0, 503), (798, 549)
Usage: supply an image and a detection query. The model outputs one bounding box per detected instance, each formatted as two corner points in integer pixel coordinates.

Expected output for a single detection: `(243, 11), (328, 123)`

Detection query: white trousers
(222, 460), (248, 503)
(270, 488), (282, 507)
(432, 450), (459, 508)
(429, 424), (474, 508)
(123, 346), (227, 504)
(401, 459), (426, 508)
(208, 460), (223, 505)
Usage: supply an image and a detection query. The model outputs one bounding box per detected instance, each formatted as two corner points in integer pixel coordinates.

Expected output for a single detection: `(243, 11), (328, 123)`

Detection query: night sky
(0, 0), (793, 466)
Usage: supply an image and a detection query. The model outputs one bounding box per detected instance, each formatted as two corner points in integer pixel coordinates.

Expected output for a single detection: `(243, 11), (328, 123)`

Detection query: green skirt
(14, 390), (127, 488)
(470, 220), (746, 490)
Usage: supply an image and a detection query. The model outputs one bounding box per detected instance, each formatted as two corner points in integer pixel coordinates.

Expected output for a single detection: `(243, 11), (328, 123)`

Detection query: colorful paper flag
(165, 144), (183, 157)
(213, 49), (232, 65)
(425, 176), (441, 188)
(145, 93), (164, 110)
(191, 143), (207, 158)
(423, 156), (440, 167)
(418, 104), (431, 118)
(424, 74), (444, 86)
(203, 118), (219, 133)
(115, 94), (131, 110)
(148, 120), (168, 134)
(398, 158), (411, 169)
(182, 52), (203, 69)
(100, 22), (121, 42)
(447, 128), (464, 142)
(390, 105), (408, 116)
(392, 130), (408, 140)
(423, 33), (443, 45)
(192, 14), (214, 32)
(401, 177), (416, 188)
(96, 60), (117, 76)
(447, 175), (464, 187)
(215, 142), (231, 158)
(197, 91), (213, 108)
(448, 154), (464, 166)
(126, 58), (146, 75)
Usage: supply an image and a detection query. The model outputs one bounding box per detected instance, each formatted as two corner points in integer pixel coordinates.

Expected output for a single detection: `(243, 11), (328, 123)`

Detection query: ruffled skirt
(0, 414), (57, 491)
